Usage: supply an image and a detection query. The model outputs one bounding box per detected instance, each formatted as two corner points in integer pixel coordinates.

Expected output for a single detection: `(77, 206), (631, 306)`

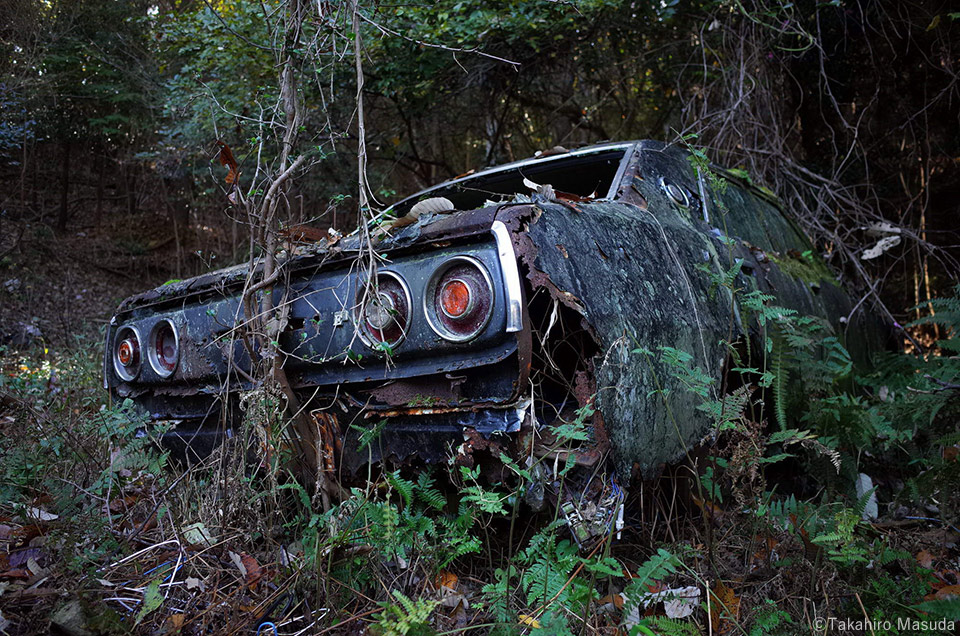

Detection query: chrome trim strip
(605, 143), (638, 200)
(696, 167), (710, 224)
(491, 220), (523, 333)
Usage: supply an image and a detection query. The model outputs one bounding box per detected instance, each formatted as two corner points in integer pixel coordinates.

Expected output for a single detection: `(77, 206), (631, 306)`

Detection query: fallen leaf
(25, 507), (57, 522)
(279, 224), (329, 244)
(597, 593), (625, 610)
(166, 613), (185, 633)
(8, 547), (42, 569)
(626, 585), (700, 623)
(228, 551), (244, 575)
(109, 494), (140, 512)
(240, 553), (262, 590)
(182, 522), (215, 547)
(750, 536), (779, 570)
(661, 586), (700, 619)
(792, 516), (825, 562)
(435, 570), (458, 591)
(449, 599), (468, 629)
(25, 556), (45, 577)
(133, 513), (158, 533)
(691, 496), (724, 526)
(916, 550), (935, 569)
(710, 582), (740, 634)
(936, 585), (960, 600)
(136, 578), (164, 625)
(518, 614), (542, 629)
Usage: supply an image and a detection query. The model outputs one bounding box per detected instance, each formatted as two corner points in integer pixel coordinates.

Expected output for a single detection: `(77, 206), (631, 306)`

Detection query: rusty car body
(104, 140), (883, 492)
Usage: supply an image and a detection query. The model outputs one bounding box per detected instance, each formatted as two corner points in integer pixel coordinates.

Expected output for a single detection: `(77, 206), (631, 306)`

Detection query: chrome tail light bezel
(424, 255), (495, 343)
(112, 325), (143, 382)
(356, 270), (412, 350)
(147, 318), (180, 378)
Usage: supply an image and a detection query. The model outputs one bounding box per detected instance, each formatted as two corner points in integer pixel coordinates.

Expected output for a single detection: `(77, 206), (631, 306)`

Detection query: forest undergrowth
(1, 280), (959, 635)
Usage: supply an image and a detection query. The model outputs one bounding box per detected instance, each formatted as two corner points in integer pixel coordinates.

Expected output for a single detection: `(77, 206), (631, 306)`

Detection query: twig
(355, 12), (520, 68)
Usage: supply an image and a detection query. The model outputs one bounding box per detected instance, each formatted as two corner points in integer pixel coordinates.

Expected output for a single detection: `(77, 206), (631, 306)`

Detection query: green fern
(640, 616), (700, 636)
(415, 472), (446, 511)
(521, 538), (579, 606)
(523, 555), (571, 606)
(772, 338), (789, 430)
(748, 599), (793, 636)
(374, 590), (439, 636)
(909, 283), (960, 330)
(386, 470), (415, 508)
(912, 596), (960, 621)
(622, 548), (680, 609)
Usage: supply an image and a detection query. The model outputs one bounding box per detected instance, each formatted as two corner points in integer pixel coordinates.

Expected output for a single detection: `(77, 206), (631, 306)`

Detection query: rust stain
(364, 405), (474, 419)
(314, 411), (342, 475)
(368, 376), (462, 407)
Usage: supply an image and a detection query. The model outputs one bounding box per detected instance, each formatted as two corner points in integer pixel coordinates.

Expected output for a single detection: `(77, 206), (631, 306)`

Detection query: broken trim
(491, 220), (524, 333)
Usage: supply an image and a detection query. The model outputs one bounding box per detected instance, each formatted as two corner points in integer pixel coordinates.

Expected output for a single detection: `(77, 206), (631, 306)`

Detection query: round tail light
(148, 319), (179, 377)
(113, 326), (142, 381)
(357, 272), (410, 349)
(117, 339), (137, 366)
(440, 279), (473, 318)
(425, 256), (493, 342)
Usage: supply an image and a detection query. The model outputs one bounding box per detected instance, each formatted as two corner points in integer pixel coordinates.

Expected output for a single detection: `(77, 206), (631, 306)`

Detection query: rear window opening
(390, 147), (629, 217)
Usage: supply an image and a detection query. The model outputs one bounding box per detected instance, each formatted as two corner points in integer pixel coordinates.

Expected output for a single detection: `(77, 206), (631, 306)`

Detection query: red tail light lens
(148, 319), (179, 377)
(113, 326), (142, 381)
(440, 279), (472, 318)
(117, 339), (137, 367)
(426, 257), (493, 342)
(358, 272), (410, 348)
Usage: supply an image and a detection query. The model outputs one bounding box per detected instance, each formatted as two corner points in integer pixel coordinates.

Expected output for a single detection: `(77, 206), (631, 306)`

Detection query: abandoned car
(104, 140), (883, 503)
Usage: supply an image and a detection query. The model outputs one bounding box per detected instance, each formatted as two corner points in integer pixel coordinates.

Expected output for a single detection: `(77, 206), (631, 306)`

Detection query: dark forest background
(1, 0), (957, 344)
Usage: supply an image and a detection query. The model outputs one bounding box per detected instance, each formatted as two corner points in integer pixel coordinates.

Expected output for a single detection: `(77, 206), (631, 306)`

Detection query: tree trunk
(94, 151), (105, 227)
(57, 140), (70, 231)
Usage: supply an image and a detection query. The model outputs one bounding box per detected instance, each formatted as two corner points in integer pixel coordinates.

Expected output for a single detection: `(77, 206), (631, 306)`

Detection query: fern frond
(415, 472), (446, 510)
(623, 548), (679, 607)
(773, 344), (789, 430)
(386, 471), (415, 508)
